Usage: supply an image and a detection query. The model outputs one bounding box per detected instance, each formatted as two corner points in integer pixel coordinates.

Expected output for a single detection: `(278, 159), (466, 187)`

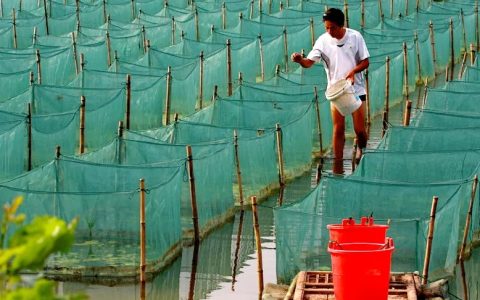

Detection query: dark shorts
(359, 95), (366, 102)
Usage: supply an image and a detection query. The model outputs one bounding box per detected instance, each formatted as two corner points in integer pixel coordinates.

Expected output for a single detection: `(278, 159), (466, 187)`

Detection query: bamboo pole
(117, 121), (124, 164)
(422, 196), (439, 285)
(164, 66), (172, 125)
(43, 0), (49, 34)
(309, 18), (315, 47)
(429, 21), (437, 77)
(72, 32), (79, 74)
(405, 0), (408, 16)
(381, 110), (387, 138)
(458, 52), (467, 79)
(259, 0), (262, 13)
(458, 175), (478, 262)
(249, 0), (253, 19)
(197, 51), (204, 109)
(141, 26), (147, 53)
(422, 78), (428, 108)
(275, 123), (285, 206)
(365, 69), (371, 132)
(212, 85), (218, 103)
(27, 103), (32, 171)
(238, 12), (243, 29)
(231, 210), (245, 291)
(171, 17), (176, 45)
(233, 130), (244, 207)
(80, 53), (85, 72)
(461, 9), (467, 53)
(403, 42), (409, 101)
(378, 0), (384, 23)
(186, 145), (200, 244)
(360, 0), (365, 28)
(449, 18), (454, 81)
(146, 40), (151, 67)
(222, 2), (226, 29)
(113, 50), (119, 72)
(0, 0), (3, 17)
(238, 72), (243, 85)
(343, 0), (349, 29)
(403, 100), (412, 126)
(29, 71), (34, 85)
(251, 196), (264, 298)
(131, 0), (135, 19)
(194, 9), (199, 41)
(284, 274), (298, 300)
(139, 178), (146, 283)
(56, 145), (61, 159)
(275, 64), (280, 77)
(258, 35), (265, 81)
(471, 43), (476, 66)
(36, 49), (42, 84)
(169, 114), (179, 144)
(125, 74), (131, 129)
(315, 161), (323, 185)
(79, 96), (85, 154)
(313, 87), (323, 153)
(476, 2), (479, 52)
(416, 0), (419, 13)
(414, 31), (421, 84)
(12, 9), (17, 49)
(32, 27), (37, 45)
(106, 31), (112, 67)
(279, 1), (283, 11)
(268, 0), (272, 14)
(102, 0), (107, 23)
(384, 56), (390, 123)
(187, 242), (199, 300)
(283, 28), (288, 72)
(227, 39), (233, 96)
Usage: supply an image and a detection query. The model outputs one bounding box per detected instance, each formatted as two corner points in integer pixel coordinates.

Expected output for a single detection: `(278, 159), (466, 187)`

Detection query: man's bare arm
(290, 52), (315, 68)
(345, 58), (369, 84)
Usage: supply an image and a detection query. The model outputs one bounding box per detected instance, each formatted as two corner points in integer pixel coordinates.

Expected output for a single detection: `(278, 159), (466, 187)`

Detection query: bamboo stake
(102, 0), (107, 23)
(198, 51), (204, 109)
(117, 121), (124, 164)
(414, 31), (421, 84)
(458, 175), (478, 262)
(12, 9), (17, 49)
(365, 69), (371, 132)
(186, 145), (200, 244)
(27, 103), (32, 171)
(36, 49), (42, 84)
(403, 42), (409, 101)
(471, 43), (476, 66)
(384, 56), (390, 123)
(131, 0), (135, 19)
(258, 35), (265, 81)
(283, 28), (288, 72)
(279, 1), (283, 11)
(309, 18), (315, 48)
(449, 18), (454, 81)
(141, 26), (147, 53)
(125, 74), (131, 129)
(139, 178), (146, 283)
(275, 123), (285, 206)
(403, 100), (412, 126)
(171, 17), (175, 45)
(249, 0), (253, 19)
(106, 31), (112, 67)
(458, 52), (467, 79)
(164, 66), (172, 125)
(212, 85), (218, 103)
(275, 64), (280, 77)
(239, 12), (243, 29)
(378, 0), (384, 23)
(315, 161), (323, 185)
(416, 0), (419, 13)
(169, 114), (179, 144)
(429, 21), (437, 77)
(238, 72), (243, 85)
(43, 0), (49, 34)
(55, 145), (61, 159)
(251, 196), (264, 298)
(313, 87), (323, 153)
(231, 210), (245, 291)
(222, 2), (226, 29)
(194, 9), (199, 41)
(461, 9), (467, 53)
(422, 196), (439, 285)
(146, 40), (151, 67)
(360, 0), (365, 28)
(405, 0), (408, 16)
(422, 78), (428, 108)
(79, 96), (85, 154)
(0, 0), (2, 17)
(233, 130), (244, 207)
(343, 0), (349, 29)
(72, 32), (79, 74)
(284, 274), (298, 300)
(227, 39), (232, 96)
(259, 0), (262, 13)
(187, 242), (199, 300)
(32, 27), (37, 45)
(80, 53), (85, 72)
(381, 110), (387, 138)
(29, 71), (34, 85)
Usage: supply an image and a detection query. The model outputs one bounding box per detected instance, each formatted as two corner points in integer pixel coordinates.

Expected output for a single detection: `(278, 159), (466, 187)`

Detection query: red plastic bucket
(328, 238), (395, 300)
(327, 217), (388, 244)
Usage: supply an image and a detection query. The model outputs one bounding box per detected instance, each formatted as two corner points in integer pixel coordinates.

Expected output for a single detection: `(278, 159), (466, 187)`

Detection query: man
(290, 8), (369, 175)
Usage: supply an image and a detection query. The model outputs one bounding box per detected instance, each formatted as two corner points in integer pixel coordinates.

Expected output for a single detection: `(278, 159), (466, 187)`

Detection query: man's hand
(345, 71), (355, 85)
(290, 52), (315, 68)
(290, 52), (303, 63)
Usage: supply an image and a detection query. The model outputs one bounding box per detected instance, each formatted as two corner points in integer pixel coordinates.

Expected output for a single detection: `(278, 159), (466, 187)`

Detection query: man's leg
(352, 101), (368, 161)
(331, 103), (346, 174)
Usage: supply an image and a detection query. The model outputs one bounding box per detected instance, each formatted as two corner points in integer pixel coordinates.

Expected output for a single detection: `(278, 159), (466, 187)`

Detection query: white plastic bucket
(325, 79), (362, 116)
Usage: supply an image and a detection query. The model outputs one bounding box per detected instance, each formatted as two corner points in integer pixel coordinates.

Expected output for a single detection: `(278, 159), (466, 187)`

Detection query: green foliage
(0, 197), (86, 300)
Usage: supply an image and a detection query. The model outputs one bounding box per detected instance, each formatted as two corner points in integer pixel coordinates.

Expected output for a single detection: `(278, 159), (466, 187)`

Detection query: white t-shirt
(307, 28), (370, 96)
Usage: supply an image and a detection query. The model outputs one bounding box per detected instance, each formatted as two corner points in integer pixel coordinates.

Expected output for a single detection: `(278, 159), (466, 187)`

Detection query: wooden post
(222, 2), (226, 29)
(343, 0), (349, 29)
(309, 18), (315, 48)
(422, 196), (439, 285)
(449, 18), (454, 81)
(194, 9), (199, 41)
(227, 39), (233, 96)
(139, 178), (146, 284)
(314, 87), (323, 153)
(186, 145), (200, 244)
(360, 0), (365, 28)
(471, 43), (476, 66)
(384, 56), (390, 123)
(275, 123), (285, 205)
(403, 42), (409, 101)
(27, 103), (32, 171)
(106, 31), (112, 67)
(283, 28), (288, 72)
(43, 0), (49, 35)
(365, 69), (371, 132)
(403, 100), (412, 126)
(458, 52), (467, 79)
(164, 66), (172, 125)
(458, 175), (478, 262)
(72, 32), (79, 74)
(36, 49), (42, 84)
(258, 35), (265, 81)
(233, 130), (244, 207)
(171, 17), (176, 45)
(79, 96), (86, 154)
(381, 110), (388, 138)
(198, 51), (204, 109)
(251, 196), (264, 298)
(125, 74), (131, 129)
(429, 21), (437, 77)
(12, 9), (17, 49)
